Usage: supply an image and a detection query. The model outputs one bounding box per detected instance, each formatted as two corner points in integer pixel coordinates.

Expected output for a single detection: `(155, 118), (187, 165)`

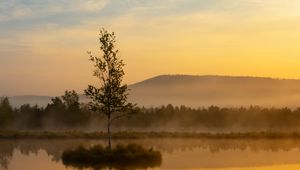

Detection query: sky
(1, 0), (300, 96)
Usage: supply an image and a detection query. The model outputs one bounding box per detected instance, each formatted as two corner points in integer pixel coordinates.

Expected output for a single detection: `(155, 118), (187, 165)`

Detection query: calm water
(2, 138), (300, 170)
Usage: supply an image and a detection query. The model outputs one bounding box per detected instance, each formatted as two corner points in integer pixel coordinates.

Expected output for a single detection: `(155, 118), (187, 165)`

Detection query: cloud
(2, 0), (300, 96)
(80, 0), (109, 12)
(0, 0), (108, 22)
(0, 1), (33, 21)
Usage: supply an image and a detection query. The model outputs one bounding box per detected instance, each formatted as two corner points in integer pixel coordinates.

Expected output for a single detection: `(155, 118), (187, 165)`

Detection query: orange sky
(1, 0), (300, 95)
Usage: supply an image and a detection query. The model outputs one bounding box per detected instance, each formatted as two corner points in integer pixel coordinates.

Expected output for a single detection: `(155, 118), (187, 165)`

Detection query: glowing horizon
(1, 0), (300, 96)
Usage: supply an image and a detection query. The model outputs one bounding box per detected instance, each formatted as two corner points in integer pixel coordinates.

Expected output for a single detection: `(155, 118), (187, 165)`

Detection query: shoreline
(2, 131), (300, 139)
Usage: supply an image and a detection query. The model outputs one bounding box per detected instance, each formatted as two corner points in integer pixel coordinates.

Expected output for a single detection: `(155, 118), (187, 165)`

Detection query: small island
(62, 144), (162, 170)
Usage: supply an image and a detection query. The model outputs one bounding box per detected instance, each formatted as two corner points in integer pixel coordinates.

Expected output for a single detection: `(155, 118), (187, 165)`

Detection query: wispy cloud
(0, 0), (108, 22)
(2, 0), (300, 95)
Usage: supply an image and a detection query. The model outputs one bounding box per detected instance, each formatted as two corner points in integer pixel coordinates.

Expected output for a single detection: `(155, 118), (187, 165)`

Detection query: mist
(4, 75), (300, 132)
(3, 96), (300, 133)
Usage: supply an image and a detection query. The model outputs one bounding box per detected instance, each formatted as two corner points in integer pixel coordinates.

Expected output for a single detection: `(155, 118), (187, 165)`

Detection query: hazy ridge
(7, 75), (300, 108)
(129, 75), (300, 108)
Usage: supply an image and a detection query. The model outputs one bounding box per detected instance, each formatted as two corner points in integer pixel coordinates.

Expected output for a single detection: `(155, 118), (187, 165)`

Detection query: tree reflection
(0, 140), (14, 170)
(2, 138), (300, 169)
(64, 160), (161, 170)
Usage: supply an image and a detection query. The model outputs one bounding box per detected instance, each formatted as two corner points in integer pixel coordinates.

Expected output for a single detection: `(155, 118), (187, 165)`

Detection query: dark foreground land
(2, 131), (300, 139)
(62, 143), (162, 169)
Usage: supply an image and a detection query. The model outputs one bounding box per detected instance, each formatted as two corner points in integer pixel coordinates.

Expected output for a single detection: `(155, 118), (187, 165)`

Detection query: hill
(9, 95), (52, 108)
(8, 95), (89, 108)
(7, 75), (300, 108)
(128, 75), (300, 108)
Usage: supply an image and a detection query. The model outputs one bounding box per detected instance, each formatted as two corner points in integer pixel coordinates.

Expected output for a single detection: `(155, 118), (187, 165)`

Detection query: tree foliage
(45, 90), (90, 128)
(0, 97), (14, 128)
(85, 29), (133, 116)
(84, 28), (135, 149)
(62, 90), (80, 111)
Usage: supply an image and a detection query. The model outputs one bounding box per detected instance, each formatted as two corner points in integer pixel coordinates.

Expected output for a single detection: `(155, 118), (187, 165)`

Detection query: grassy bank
(2, 130), (300, 139)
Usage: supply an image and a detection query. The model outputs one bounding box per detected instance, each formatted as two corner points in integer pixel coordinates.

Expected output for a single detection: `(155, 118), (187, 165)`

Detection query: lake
(1, 138), (300, 170)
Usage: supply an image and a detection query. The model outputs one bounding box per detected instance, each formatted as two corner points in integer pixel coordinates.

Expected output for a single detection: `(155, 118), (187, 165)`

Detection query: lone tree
(85, 28), (135, 150)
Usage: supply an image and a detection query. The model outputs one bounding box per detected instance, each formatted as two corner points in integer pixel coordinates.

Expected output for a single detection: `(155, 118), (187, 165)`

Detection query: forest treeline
(1, 91), (300, 132)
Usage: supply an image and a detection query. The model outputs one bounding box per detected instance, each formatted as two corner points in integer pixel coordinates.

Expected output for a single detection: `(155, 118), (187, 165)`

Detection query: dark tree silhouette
(85, 28), (135, 150)
(62, 90), (80, 111)
(17, 104), (43, 129)
(61, 90), (89, 127)
(0, 97), (14, 128)
(45, 90), (90, 129)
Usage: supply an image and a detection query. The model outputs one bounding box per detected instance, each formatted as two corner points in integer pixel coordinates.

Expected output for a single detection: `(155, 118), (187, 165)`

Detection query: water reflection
(2, 138), (300, 169)
(64, 161), (161, 170)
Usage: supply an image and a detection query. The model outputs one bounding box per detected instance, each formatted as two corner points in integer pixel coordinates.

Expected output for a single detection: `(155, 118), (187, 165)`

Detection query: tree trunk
(107, 114), (112, 151)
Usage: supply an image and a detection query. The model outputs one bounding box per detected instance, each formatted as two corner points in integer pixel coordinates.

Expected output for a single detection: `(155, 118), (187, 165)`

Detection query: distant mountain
(8, 95), (51, 108)
(7, 75), (300, 108)
(128, 75), (300, 108)
(8, 95), (89, 108)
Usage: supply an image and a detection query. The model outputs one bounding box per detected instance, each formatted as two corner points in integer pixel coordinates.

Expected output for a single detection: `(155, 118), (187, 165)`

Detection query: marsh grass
(62, 143), (162, 169)
(3, 131), (300, 139)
